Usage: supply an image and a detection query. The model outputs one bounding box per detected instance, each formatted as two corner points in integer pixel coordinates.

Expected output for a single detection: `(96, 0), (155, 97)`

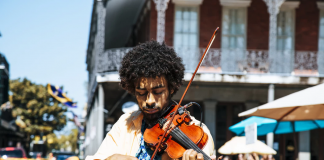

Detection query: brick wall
(149, 0), (321, 51)
(165, 2), (175, 46)
(247, 0), (269, 50)
(150, 0), (157, 41)
(295, 0), (320, 51)
(199, 0), (222, 48)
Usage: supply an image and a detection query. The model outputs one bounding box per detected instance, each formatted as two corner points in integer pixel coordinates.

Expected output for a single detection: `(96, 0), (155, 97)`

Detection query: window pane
(189, 34), (197, 46)
(284, 37), (292, 50)
(236, 36), (245, 49)
(285, 11), (293, 36)
(230, 36), (236, 48)
(277, 38), (283, 50)
(230, 9), (236, 35)
(320, 11), (324, 38)
(222, 8), (230, 35)
(222, 36), (229, 48)
(277, 10), (294, 50)
(183, 9), (190, 20)
(183, 34), (189, 46)
(190, 20), (197, 33)
(174, 33), (183, 46)
(175, 9), (182, 20)
(319, 39), (324, 51)
(277, 12), (284, 36)
(174, 6), (198, 47)
(237, 9), (245, 35)
(221, 8), (246, 49)
(175, 19), (182, 32)
(190, 8), (197, 20)
(183, 20), (189, 32)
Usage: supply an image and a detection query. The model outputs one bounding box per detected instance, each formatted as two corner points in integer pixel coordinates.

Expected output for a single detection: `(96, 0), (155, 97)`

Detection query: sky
(0, 1), (93, 134)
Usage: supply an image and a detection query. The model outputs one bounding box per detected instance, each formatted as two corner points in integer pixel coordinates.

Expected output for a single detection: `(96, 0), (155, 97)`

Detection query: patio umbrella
(218, 136), (277, 155)
(238, 83), (324, 160)
(239, 83), (324, 121)
(229, 116), (324, 136)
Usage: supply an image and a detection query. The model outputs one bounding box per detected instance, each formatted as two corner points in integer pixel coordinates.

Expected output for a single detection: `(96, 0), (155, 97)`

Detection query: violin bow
(150, 27), (220, 160)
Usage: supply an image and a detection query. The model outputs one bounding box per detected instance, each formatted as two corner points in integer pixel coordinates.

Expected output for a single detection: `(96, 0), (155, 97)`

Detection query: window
(319, 10), (324, 51)
(221, 7), (247, 72)
(174, 6), (199, 47)
(277, 10), (295, 51)
(221, 8), (247, 49)
(273, 9), (295, 73)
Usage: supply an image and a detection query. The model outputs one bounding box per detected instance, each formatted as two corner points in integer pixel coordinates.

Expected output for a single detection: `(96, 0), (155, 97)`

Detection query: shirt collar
(128, 111), (143, 132)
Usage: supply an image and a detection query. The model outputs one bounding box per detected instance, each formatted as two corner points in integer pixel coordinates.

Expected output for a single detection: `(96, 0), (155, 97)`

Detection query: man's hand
(182, 149), (204, 160)
(182, 149), (222, 160)
(105, 154), (139, 160)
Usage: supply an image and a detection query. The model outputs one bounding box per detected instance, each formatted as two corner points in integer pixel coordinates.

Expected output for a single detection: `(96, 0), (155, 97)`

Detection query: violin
(143, 27), (220, 160)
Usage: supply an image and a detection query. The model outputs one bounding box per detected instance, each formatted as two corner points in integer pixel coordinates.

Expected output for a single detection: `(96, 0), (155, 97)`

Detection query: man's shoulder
(116, 110), (143, 131)
(118, 110), (142, 121)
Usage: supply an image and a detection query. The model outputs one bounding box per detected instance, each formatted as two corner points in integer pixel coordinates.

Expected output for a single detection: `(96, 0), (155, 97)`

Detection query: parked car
(52, 151), (77, 160)
(0, 147), (27, 159)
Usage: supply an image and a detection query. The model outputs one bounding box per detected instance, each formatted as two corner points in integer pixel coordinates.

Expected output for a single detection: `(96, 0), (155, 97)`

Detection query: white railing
(94, 47), (324, 76)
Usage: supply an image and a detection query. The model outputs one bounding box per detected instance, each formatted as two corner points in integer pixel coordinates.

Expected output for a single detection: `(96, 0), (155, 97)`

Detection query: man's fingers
(182, 149), (189, 160)
(196, 153), (204, 160)
(217, 155), (223, 160)
(189, 150), (198, 160)
(183, 149), (194, 160)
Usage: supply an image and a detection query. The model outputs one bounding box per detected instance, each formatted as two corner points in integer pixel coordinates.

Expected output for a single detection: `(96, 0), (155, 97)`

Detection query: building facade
(0, 54), (25, 149)
(84, 0), (324, 160)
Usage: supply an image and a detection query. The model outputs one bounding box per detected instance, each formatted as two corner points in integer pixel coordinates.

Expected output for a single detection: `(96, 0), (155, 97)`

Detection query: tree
(10, 78), (68, 136)
(47, 129), (78, 152)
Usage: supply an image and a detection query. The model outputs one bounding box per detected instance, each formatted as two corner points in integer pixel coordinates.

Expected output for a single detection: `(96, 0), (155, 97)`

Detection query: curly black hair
(119, 40), (185, 97)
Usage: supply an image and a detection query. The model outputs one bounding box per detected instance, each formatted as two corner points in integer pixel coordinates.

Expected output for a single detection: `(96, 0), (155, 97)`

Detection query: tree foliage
(47, 129), (78, 152)
(10, 78), (68, 135)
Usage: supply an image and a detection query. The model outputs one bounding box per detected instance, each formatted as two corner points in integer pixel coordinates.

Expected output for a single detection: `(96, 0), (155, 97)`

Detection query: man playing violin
(91, 41), (216, 160)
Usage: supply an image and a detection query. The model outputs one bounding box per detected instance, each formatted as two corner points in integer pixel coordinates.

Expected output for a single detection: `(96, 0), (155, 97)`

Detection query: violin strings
(170, 127), (211, 160)
(171, 128), (210, 160)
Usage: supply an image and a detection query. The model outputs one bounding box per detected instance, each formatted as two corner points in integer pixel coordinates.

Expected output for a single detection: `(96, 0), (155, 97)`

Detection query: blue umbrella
(229, 116), (324, 136)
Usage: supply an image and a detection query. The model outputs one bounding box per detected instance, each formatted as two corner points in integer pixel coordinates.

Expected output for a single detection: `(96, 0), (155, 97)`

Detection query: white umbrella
(239, 83), (324, 121)
(218, 136), (277, 155)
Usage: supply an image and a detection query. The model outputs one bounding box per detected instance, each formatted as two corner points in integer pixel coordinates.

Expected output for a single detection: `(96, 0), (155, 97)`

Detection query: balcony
(95, 47), (324, 77)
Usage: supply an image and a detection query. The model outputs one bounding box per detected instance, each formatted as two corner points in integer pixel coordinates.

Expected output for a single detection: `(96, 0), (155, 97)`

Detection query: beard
(139, 98), (172, 126)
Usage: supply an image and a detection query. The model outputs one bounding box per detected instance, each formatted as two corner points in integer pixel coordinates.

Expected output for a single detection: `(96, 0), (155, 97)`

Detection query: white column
(153, 0), (170, 43)
(267, 84), (275, 148)
(299, 131), (310, 160)
(263, 0), (285, 72)
(203, 100), (217, 143)
(96, 83), (105, 148)
(268, 84), (275, 102)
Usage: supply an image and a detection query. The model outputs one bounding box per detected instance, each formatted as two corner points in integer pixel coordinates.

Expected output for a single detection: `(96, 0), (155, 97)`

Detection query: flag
(47, 83), (77, 108)
(70, 111), (84, 132)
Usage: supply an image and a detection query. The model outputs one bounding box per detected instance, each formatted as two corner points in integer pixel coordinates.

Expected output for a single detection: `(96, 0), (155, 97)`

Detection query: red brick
(295, 0), (320, 51)
(199, 0), (222, 48)
(165, 2), (175, 46)
(247, 0), (269, 50)
(150, 0), (157, 40)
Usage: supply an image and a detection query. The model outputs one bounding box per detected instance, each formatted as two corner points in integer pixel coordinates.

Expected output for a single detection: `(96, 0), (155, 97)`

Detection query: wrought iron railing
(95, 47), (324, 76)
